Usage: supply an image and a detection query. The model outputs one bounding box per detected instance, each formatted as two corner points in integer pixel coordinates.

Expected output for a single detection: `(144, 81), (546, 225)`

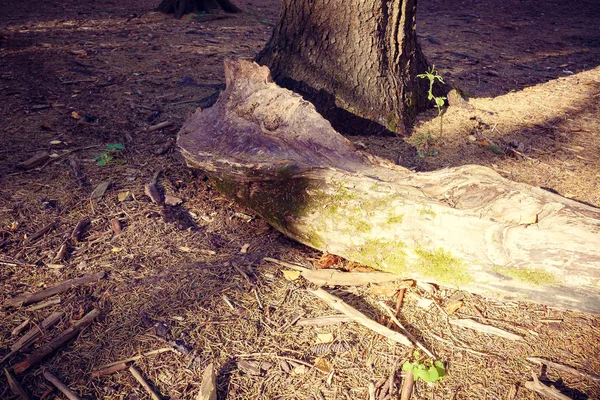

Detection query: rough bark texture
(157, 0), (241, 19)
(178, 59), (600, 314)
(255, 0), (431, 134)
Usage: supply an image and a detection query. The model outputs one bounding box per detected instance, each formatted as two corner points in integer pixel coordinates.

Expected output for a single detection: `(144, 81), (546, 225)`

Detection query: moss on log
(178, 59), (600, 314)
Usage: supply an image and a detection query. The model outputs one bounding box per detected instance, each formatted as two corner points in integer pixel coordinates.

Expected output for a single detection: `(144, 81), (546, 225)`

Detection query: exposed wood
(4, 272), (106, 308)
(17, 151), (49, 169)
(1, 311), (64, 363)
(110, 218), (122, 235)
(526, 357), (600, 383)
(296, 315), (354, 326)
(71, 218), (89, 243)
(178, 59), (600, 314)
(147, 120), (172, 132)
(449, 318), (523, 341)
(308, 288), (412, 346)
(10, 319), (30, 336)
(4, 367), (30, 400)
(12, 308), (101, 374)
(196, 362), (217, 400)
(43, 370), (81, 400)
(26, 297), (61, 311)
(400, 371), (414, 400)
(129, 366), (161, 400)
(94, 348), (174, 371)
(524, 373), (573, 400)
(264, 257), (404, 286)
(90, 363), (128, 378)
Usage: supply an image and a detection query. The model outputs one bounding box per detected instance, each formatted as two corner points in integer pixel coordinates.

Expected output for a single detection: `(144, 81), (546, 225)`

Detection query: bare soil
(0, 0), (599, 399)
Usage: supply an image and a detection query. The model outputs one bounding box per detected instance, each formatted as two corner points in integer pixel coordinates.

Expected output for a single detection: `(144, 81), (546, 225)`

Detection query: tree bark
(255, 0), (432, 135)
(157, 0), (241, 19)
(178, 59), (600, 314)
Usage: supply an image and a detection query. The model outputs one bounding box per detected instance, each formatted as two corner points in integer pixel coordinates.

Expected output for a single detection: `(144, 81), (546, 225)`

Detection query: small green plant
(418, 65), (447, 136)
(402, 351), (446, 383)
(410, 130), (438, 158)
(94, 143), (125, 166)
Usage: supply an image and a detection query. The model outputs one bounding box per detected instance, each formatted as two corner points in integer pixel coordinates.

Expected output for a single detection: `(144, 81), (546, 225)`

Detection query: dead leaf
(178, 246), (191, 252)
(111, 247), (124, 253)
(71, 111), (81, 120)
(316, 333), (334, 344)
(50, 140), (62, 145)
(314, 357), (333, 374)
(90, 181), (110, 200)
(370, 281), (399, 296)
(164, 194), (182, 206)
(416, 297), (434, 310)
(292, 365), (307, 375)
(117, 191), (133, 202)
(444, 300), (463, 314)
(282, 270), (301, 281)
(240, 243), (250, 254)
(315, 253), (342, 269)
(10, 221), (19, 231)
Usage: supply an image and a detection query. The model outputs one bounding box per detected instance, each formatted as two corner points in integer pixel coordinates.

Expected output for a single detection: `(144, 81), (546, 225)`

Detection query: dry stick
(264, 257), (402, 286)
(94, 348), (174, 371)
(12, 308), (101, 374)
(4, 271), (106, 308)
(297, 315), (353, 326)
(449, 318), (523, 341)
(26, 298), (61, 311)
(378, 301), (436, 359)
(147, 120), (173, 132)
(400, 371), (414, 400)
(4, 367), (30, 400)
(38, 144), (104, 172)
(527, 357), (600, 383)
(129, 366), (161, 400)
(308, 288), (412, 346)
(42, 370), (81, 400)
(91, 363), (128, 378)
(1, 312), (64, 363)
(524, 373), (572, 400)
(10, 319), (30, 336)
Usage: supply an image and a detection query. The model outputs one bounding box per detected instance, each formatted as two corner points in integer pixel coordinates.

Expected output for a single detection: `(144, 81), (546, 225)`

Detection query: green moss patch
(413, 247), (472, 286)
(492, 266), (556, 286)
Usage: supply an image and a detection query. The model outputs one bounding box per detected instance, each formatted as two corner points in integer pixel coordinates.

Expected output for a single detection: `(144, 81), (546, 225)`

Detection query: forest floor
(0, 0), (599, 399)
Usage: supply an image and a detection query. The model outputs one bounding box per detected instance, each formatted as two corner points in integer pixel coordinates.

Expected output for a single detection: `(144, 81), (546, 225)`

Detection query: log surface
(178, 59), (600, 314)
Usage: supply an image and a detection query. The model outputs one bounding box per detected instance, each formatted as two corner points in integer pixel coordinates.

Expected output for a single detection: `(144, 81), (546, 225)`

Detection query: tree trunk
(178, 60), (600, 314)
(255, 0), (432, 135)
(157, 0), (241, 19)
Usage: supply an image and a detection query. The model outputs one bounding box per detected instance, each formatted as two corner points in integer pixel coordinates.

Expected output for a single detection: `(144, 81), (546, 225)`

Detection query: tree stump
(178, 59), (600, 314)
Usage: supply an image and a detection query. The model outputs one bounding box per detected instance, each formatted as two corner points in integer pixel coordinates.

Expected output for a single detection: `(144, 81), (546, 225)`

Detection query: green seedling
(94, 143), (126, 166)
(418, 65), (447, 136)
(402, 351), (446, 383)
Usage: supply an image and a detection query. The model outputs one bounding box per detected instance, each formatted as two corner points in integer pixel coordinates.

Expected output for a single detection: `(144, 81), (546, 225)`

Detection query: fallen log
(177, 59), (600, 314)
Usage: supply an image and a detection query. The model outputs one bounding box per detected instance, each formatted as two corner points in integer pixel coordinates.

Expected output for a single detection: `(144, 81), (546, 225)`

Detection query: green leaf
(106, 143), (125, 151)
(435, 97), (446, 108)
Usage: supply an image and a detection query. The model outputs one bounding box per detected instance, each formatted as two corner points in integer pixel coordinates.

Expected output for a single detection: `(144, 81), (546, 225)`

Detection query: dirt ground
(1, 0), (599, 399)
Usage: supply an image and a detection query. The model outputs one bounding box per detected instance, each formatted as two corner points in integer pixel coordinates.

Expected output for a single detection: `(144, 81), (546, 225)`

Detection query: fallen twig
(93, 348), (174, 371)
(308, 288), (412, 346)
(264, 257), (402, 286)
(12, 308), (101, 374)
(90, 363), (128, 378)
(10, 319), (30, 336)
(129, 366), (161, 400)
(527, 357), (600, 383)
(297, 315), (353, 326)
(43, 370), (81, 400)
(4, 272), (106, 308)
(4, 367), (30, 400)
(449, 318), (523, 341)
(26, 297), (61, 311)
(1, 311), (64, 363)
(147, 120), (173, 132)
(524, 373), (572, 400)
(400, 371), (414, 400)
